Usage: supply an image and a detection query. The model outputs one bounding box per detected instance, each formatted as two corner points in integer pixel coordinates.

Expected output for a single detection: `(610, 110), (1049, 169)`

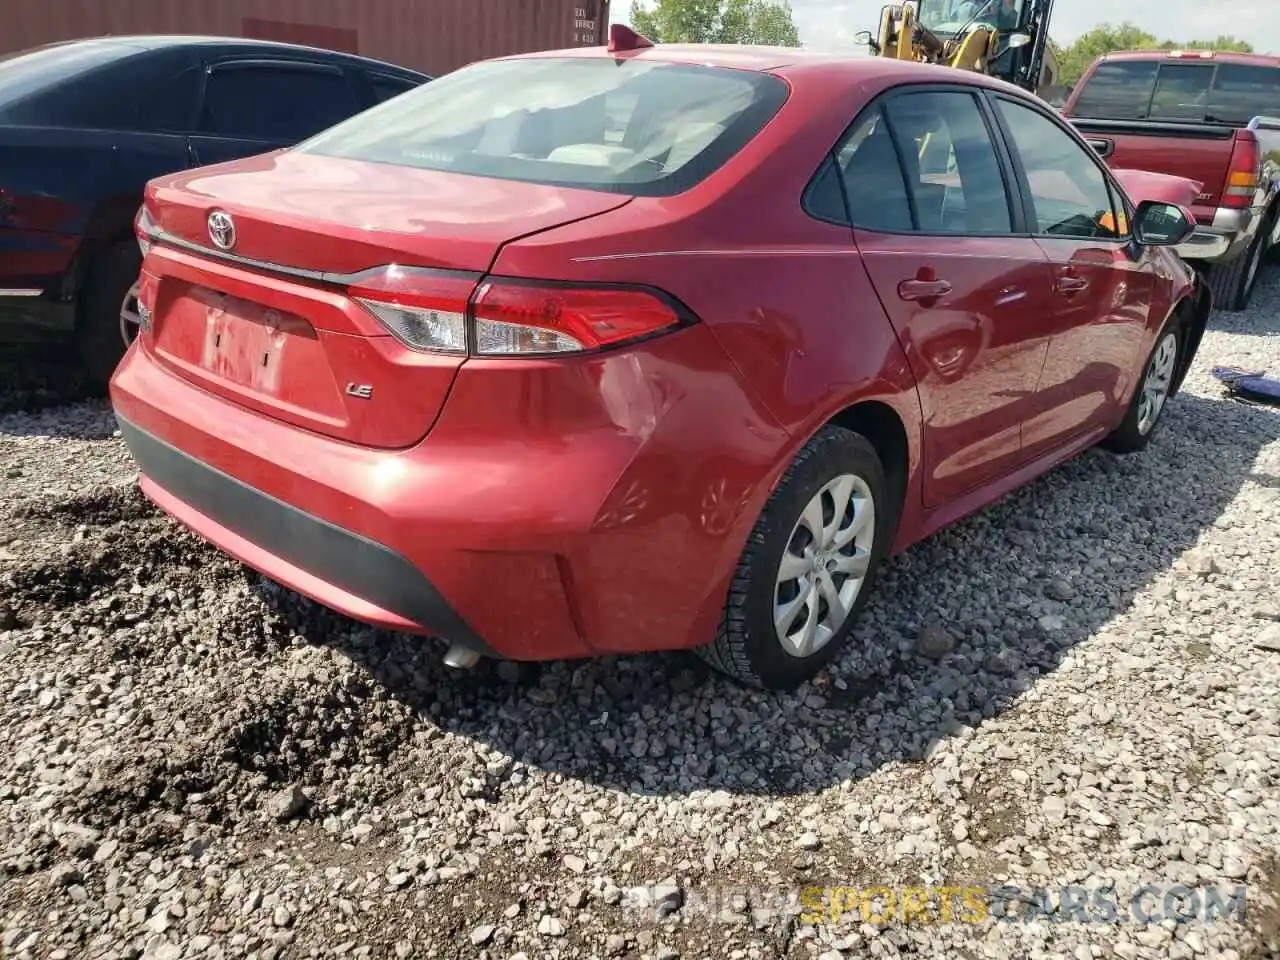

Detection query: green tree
(1056, 22), (1159, 83)
(1165, 36), (1254, 52)
(1056, 22), (1254, 84)
(629, 0), (800, 46)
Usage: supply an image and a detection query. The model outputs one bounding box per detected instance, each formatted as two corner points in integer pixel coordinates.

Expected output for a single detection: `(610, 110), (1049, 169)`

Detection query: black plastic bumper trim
(115, 415), (496, 656)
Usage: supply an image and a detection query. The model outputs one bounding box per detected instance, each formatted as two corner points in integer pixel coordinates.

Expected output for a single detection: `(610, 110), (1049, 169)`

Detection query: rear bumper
(1175, 206), (1256, 263)
(109, 324), (785, 662)
(117, 415), (500, 656)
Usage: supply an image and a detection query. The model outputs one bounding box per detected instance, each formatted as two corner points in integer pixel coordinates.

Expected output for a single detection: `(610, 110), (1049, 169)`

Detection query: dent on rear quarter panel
(490, 213), (925, 643)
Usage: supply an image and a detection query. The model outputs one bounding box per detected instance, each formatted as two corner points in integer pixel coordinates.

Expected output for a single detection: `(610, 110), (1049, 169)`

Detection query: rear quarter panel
(488, 62), (925, 647)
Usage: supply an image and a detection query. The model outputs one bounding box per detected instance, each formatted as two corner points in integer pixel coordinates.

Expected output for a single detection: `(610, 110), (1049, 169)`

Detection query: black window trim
(195, 56), (360, 143)
(368, 70), (419, 90)
(800, 80), (1032, 240)
(984, 89), (1133, 245)
(204, 57), (348, 77)
(877, 100), (923, 232)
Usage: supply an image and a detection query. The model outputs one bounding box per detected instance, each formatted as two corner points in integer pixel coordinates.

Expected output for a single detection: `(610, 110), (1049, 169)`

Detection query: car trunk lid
(139, 152), (631, 448)
(146, 150), (631, 278)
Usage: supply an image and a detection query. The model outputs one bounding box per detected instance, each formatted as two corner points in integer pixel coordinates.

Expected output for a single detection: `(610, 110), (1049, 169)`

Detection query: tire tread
(696, 425), (884, 689)
(75, 240), (141, 393)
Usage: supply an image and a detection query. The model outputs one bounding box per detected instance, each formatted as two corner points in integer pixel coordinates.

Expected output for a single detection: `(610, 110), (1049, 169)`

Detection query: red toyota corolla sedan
(109, 37), (1210, 690)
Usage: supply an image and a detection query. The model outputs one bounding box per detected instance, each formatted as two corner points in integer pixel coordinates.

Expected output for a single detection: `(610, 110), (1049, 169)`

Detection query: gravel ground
(1, 269), (1279, 960)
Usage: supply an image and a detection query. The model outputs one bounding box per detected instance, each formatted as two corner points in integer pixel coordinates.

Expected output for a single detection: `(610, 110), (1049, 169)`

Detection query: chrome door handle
(898, 278), (953, 301)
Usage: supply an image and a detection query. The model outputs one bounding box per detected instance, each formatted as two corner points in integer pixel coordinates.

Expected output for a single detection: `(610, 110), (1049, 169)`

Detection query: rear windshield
(296, 56), (789, 196)
(1071, 59), (1280, 125)
(0, 42), (137, 111)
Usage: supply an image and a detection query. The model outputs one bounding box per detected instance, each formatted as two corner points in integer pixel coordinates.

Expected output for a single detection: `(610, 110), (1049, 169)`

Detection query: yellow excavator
(857, 0), (1063, 101)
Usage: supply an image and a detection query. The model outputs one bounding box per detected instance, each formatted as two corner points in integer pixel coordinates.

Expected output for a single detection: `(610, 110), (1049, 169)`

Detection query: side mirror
(1133, 200), (1196, 246)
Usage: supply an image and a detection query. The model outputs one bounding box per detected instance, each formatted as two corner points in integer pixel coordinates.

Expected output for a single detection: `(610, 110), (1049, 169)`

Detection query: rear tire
(1206, 220), (1268, 313)
(74, 241), (142, 394)
(1100, 314), (1182, 455)
(696, 426), (892, 690)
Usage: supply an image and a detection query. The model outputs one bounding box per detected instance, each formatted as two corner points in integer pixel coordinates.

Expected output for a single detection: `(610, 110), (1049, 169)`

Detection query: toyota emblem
(207, 210), (236, 251)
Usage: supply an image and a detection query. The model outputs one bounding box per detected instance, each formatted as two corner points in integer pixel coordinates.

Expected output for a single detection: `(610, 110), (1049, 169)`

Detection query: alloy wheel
(773, 473), (876, 657)
(1137, 331), (1178, 436)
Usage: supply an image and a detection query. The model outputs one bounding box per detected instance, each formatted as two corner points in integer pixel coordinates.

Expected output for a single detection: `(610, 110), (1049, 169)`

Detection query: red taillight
(347, 265), (474, 355)
(134, 205), (157, 258)
(471, 280), (682, 355)
(1223, 131), (1260, 209)
(347, 266), (687, 357)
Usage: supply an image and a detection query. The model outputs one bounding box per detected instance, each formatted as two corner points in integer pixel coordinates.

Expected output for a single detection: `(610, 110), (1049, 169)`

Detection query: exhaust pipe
(443, 642), (481, 670)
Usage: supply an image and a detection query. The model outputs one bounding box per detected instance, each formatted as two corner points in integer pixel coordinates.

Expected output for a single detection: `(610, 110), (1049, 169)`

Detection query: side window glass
(1069, 60), (1159, 120)
(1207, 63), (1280, 125)
(803, 155), (850, 224)
(1148, 64), (1213, 122)
(995, 96), (1123, 240)
(882, 90), (1012, 234)
(1106, 179), (1131, 236)
(832, 107), (914, 233)
(137, 66), (201, 133)
(201, 65), (360, 142)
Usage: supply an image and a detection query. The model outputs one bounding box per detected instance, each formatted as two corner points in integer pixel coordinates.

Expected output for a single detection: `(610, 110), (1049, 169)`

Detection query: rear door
(992, 93), (1155, 456)
(839, 85), (1056, 507)
(114, 64), (204, 178)
(0, 45), (196, 295)
(188, 59), (363, 166)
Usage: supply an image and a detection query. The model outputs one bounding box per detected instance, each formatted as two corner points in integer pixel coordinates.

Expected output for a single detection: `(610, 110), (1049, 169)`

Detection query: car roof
(1092, 48), (1280, 68)
(14, 34), (428, 76)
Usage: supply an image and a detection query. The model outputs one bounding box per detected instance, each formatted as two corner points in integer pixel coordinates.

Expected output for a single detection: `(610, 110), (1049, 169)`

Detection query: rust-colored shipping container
(2, 0), (611, 76)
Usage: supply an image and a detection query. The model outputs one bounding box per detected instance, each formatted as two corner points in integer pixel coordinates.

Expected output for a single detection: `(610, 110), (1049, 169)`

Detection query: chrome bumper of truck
(1175, 206), (1256, 263)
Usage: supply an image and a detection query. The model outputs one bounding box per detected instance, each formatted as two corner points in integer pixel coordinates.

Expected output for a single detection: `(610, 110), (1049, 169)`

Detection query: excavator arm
(860, 0), (1056, 98)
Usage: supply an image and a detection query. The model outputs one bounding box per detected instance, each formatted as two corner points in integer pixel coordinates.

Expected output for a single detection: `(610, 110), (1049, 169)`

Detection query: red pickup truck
(1062, 50), (1280, 312)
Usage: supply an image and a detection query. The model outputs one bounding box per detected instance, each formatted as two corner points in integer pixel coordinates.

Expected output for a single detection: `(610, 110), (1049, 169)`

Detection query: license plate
(194, 288), (312, 393)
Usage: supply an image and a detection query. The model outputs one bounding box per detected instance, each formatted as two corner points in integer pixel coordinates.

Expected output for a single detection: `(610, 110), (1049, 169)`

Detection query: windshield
(917, 0), (1021, 34)
(296, 56), (789, 197)
(0, 41), (138, 110)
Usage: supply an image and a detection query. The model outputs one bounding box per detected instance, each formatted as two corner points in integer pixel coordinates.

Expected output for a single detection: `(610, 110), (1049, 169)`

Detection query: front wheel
(1100, 318), (1181, 455)
(696, 426), (892, 690)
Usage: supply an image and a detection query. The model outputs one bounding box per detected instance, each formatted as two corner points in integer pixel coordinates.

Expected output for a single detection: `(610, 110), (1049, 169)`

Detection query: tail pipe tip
(443, 643), (483, 670)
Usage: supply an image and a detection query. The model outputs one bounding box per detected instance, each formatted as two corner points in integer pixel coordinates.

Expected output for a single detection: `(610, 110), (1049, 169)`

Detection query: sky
(612, 1), (1280, 55)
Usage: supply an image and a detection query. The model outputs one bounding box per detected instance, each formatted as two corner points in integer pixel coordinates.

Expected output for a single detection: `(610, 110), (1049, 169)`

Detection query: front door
(839, 86), (1056, 507)
(989, 94), (1156, 457)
